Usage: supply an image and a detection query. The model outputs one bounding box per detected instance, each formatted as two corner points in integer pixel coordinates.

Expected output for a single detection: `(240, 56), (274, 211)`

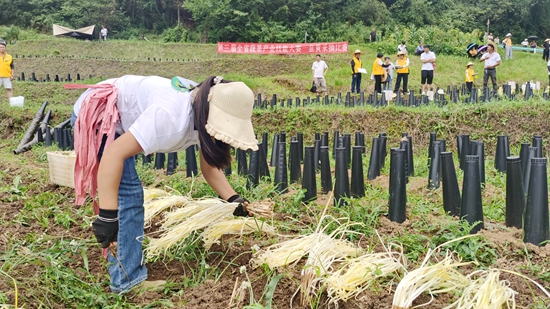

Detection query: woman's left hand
(228, 194), (251, 217)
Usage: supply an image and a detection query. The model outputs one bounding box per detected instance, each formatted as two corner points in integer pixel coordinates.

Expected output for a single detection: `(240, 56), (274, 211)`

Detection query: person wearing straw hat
(465, 62), (477, 93)
(350, 49), (364, 94)
(542, 38), (550, 62)
(503, 33), (513, 60)
(394, 50), (410, 94)
(0, 40), (14, 102)
(68, 75), (257, 293)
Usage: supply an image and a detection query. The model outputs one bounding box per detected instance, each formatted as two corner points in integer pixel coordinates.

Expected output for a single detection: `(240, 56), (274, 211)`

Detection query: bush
(382, 25), (482, 55)
(162, 25), (188, 43)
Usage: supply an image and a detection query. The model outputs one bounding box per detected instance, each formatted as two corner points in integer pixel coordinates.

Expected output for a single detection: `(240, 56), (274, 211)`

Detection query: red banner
(216, 42), (349, 54)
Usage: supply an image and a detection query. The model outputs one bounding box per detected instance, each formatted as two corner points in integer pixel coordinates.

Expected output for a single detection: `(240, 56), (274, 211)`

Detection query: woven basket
(47, 151), (76, 188)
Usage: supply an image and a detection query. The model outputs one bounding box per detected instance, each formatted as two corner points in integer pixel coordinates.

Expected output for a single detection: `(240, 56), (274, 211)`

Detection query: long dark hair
(193, 76), (232, 169)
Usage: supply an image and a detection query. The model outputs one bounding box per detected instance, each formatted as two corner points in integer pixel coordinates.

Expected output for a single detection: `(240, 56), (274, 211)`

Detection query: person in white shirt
(420, 44), (436, 94)
(547, 59), (550, 87)
(101, 26), (108, 41)
(311, 54), (328, 95)
(522, 39), (529, 47)
(397, 41), (407, 54)
(479, 44), (501, 94)
(71, 75), (257, 293)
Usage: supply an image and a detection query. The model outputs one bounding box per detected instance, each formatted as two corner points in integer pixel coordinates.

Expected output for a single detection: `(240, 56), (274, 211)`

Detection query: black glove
(92, 208), (119, 248)
(227, 194), (250, 217)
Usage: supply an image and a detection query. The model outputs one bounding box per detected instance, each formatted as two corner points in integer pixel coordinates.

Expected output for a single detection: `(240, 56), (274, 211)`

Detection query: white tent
(53, 24), (96, 40)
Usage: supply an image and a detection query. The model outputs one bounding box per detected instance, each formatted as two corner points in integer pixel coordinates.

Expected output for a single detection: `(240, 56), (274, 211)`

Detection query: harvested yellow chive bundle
(143, 196), (188, 227)
(143, 187), (170, 201)
(444, 269), (517, 309)
(392, 252), (471, 309)
(201, 218), (276, 250)
(300, 233), (359, 306)
(251, 233), (320, 269)
(160, 198), (224, 228)
(325, 251), (404, 306)
(147, 202), (236, 258)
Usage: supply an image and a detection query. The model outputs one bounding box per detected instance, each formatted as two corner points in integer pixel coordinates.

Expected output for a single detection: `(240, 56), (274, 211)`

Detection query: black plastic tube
(334, 147), (350, 207)
(428, 141), (441, 189)
(460, 155), (484, 233)
(274, 142), (288, 194)
(302, 146), (317, 203)
(320, 146), (332, 194)
(289, 140), (301, 184)
(367, 137), (381, 180)
(441, 152), (461, 216)
(389, 148), (407, 223)
(524, 157), (550, 246)
(505, 156), (525, 229)
(351, 146), (365, 197)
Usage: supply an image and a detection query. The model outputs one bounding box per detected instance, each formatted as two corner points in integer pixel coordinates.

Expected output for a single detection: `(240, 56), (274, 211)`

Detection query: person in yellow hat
(394, 50), (410, 94)
(350, 49), (363, 94)
(465, 62), (477, 93)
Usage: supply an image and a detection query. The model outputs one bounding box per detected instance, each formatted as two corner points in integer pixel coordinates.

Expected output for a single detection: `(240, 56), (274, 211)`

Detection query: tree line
(0, 0), (548, 44)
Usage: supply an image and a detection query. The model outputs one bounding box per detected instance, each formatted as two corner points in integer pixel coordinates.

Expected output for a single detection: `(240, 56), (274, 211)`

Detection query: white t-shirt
(73, 75), (199, 155)
(480, 51), (501, 68)
(101, 28), (108, 36)
(397, 44), (407, 53)
(420, 51), (436, 70)
(547, 59), (550, 75)
(312, 60), (328, 78)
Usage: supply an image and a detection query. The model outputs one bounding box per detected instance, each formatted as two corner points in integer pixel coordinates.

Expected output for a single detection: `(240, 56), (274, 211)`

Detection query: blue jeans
(383, 76), (392, 91)
(351, 74), (362, 93)
(71, 112), (147, 293)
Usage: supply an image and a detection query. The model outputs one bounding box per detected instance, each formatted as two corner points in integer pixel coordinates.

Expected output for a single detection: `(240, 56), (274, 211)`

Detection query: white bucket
(427, 91), (435, 101)
(383, 90), (393, 101)
(508, 81), (516, 89)
(9, 96), (24, 107)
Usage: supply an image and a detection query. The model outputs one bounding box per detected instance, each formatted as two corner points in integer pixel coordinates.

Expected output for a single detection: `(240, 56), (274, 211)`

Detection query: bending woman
(69, 75), (257, 293)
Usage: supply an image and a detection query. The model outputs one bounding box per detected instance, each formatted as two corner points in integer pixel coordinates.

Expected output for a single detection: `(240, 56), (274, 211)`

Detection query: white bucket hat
(204, 81), (258, 151)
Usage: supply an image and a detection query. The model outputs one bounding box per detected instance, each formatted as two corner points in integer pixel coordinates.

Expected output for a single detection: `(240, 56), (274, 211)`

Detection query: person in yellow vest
(394, 50), (410, 94)
(350, 49), (363, 94)
(372, 53), (385, 94)
(0, 40), (14, 101)
(502, 33), (513, 60)
(465, 62), (476, 93)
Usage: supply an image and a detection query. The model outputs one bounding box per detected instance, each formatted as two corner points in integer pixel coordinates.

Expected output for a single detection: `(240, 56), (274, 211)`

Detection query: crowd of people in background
(310, 30), (550, 98)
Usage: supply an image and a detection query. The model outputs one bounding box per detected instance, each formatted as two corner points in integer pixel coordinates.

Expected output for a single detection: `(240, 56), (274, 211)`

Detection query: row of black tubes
(13, 54), (198, 63)
(253, 83), (550, 110)
(41, 126), (548, 246)
(17, 73), (92, 83)
(38, 126), (73, 150)
(428, 132), (548, 245)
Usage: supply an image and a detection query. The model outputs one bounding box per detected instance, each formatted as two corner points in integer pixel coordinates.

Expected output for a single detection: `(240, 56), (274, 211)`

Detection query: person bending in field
(69, 75), (257, 293)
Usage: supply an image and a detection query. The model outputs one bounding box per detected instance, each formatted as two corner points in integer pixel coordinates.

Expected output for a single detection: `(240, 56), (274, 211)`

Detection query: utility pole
(305, 31), (308, 43)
